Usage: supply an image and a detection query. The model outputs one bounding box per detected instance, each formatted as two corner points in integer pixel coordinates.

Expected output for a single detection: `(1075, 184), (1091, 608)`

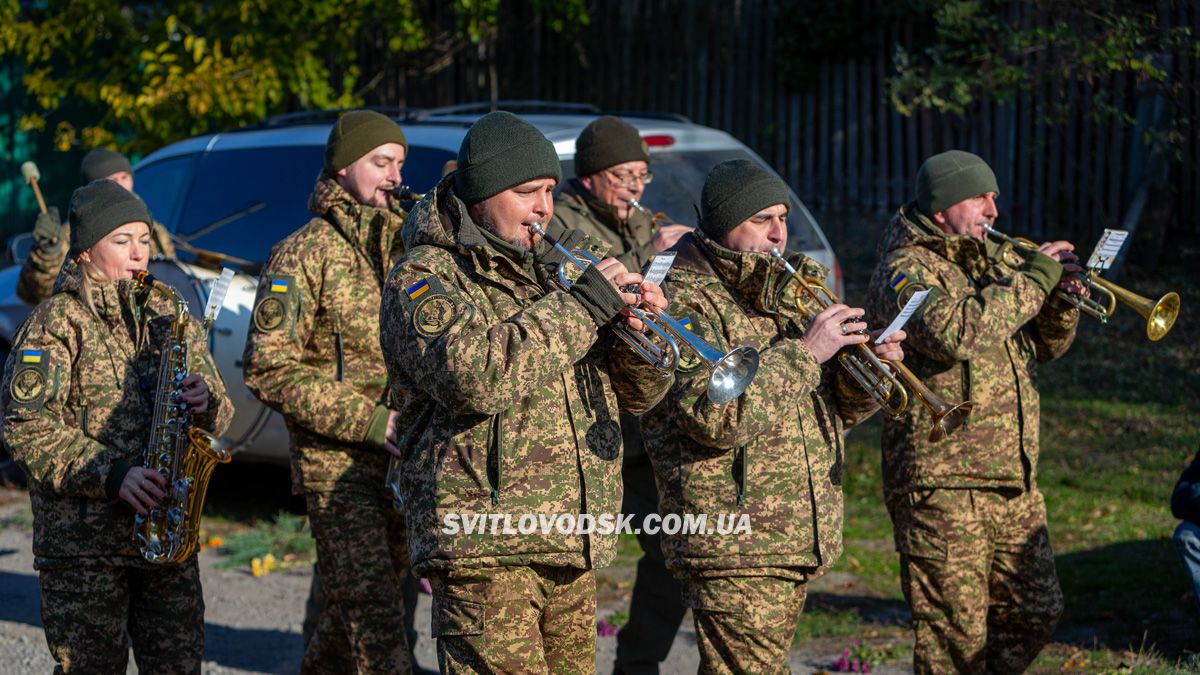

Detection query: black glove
(32, 206), (64, 247)
(571, 264), (627, 327)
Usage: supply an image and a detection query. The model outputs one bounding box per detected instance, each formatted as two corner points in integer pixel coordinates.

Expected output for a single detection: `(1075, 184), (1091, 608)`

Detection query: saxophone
(132, 270), (231, 564)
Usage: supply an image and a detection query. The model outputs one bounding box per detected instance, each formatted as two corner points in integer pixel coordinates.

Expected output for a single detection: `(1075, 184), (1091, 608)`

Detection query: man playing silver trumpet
(641, 159), (907, 674)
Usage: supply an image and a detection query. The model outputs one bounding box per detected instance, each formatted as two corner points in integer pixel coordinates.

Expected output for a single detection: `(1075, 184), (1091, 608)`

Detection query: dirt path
(0, 490), (912, 674)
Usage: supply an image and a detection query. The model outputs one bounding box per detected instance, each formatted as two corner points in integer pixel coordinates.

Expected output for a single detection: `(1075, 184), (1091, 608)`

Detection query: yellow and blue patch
(679, 317), (694, 333)
(20, 349), (42, 364)
(890, 272), (910, 292)
(405, 278), (431, 301)
(269, 279), (290, 293)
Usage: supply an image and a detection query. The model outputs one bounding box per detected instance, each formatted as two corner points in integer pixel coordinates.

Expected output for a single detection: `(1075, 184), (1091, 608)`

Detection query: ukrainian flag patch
(405, 279), (431, 300)
(269, 279), (290, 293)
(20, 349), (42, 364)
(679, 317), (694, 332)
(890, 272), (909, 292)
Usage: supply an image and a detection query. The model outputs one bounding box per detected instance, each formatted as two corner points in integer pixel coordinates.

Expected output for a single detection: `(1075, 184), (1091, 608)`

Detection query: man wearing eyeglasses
(552, 117), (692, 675)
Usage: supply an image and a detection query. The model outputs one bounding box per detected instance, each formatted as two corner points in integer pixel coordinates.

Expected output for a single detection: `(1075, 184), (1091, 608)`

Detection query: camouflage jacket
(380, 175), (672, 574)
(17, 218), (176, 306)
(641, 231), (880, 579)
(550, 179), (658, 272)
(1, 266), (232, 569)
(243, 178), (406, 497)
(865, 203), (1079, 501)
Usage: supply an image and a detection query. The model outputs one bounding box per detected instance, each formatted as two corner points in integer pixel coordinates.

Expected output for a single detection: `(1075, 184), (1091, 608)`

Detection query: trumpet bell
(927, 400), (975, 443)
(1142, 291), (1180, 342)
(707, 346), (759, 405)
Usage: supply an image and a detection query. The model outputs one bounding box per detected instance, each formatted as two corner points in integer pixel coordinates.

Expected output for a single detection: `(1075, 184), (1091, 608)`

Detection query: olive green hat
(68, 179), (153, 258)
(916, 150), (999, 215)
(324, 110), (408, 175)
(454, 111), (562, 204)
(699, 159), (790, 242)
(574, 115), (650, 177)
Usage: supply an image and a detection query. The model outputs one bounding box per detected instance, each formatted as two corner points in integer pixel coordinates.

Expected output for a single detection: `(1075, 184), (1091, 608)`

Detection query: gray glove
(32, 207), (64, 247)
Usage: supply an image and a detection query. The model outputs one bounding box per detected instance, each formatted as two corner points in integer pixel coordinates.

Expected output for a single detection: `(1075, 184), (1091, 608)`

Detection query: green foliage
(0, 0), (589, 155)
(216, 511), (316, 570)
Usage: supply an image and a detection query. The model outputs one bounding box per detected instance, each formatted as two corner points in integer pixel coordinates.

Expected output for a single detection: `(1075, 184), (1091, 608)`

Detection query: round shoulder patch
(253, 296), (287, 332)
(897, 282), (929, 310)
(413, 294), (456, 338)
(11, 366), (46, 404)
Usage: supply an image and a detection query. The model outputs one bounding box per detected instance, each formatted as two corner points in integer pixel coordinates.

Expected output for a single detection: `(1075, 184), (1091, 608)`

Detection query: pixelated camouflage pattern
(681, 574), (808, 675)
(243, 177), (406, 496)
(864, 204), (1079, 501)
(1, 266), (232, 569)
(641, 230), (880, 578)
(380, 175), (671, 574)
(39, 558), (205, 674)
(428, 564), (596, 675)
(302, 491), (413, 674)
(550, 178), (658, 272)
(17, 219), (176, 305)
(890, 488), (1063, 674)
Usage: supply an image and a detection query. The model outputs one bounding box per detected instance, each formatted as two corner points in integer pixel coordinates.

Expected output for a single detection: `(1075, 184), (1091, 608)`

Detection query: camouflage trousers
(303, 491), (413, 675)
(680, 574), (808, 675)
(38, 557), (204, 674)
(428, 564), (596, 674)
(889, 487), (1064, 675)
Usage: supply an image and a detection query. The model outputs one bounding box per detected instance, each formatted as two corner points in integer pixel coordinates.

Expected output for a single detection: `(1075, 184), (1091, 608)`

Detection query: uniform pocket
(900, 527), (948, 561)
(431, 593), (485, 637)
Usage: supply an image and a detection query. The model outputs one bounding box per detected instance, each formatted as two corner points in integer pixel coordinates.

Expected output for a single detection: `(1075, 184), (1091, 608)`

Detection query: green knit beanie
(916, 150), (999, 215)
(324, 110), (408, 175)
(454, 111), (562, 204)
(574, 115), (650, 177)
(80, 148), (133, 184)
(68, 179), (153, 258)
(699, 159), (790, 242)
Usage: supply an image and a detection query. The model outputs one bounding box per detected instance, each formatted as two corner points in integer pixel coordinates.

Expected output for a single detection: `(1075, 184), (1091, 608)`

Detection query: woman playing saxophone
(1, 179), (232, 674)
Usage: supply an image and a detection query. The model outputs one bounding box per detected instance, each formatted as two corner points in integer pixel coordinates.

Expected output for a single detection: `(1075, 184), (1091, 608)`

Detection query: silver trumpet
(533, 223), (759, 404)
(626, 197), (655, 220)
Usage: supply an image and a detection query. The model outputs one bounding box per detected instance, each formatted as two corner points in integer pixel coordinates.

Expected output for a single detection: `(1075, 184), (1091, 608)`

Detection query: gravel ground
(0, 491), (911, 674)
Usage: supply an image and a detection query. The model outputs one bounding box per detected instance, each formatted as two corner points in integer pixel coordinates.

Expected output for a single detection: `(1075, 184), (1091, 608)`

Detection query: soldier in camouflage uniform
(17, 148), (176, 306)
(865, 150), (1083, 674)
(242, 110), (415, 675)
(640, 159), (907, 675)
(549, 114), (692, 675)
(2, 179), (232, 674)
(379, 111), (672, 674)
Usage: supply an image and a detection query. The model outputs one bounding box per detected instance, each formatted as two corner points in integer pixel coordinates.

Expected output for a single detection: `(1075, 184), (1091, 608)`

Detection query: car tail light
(642, 135), (675, 148)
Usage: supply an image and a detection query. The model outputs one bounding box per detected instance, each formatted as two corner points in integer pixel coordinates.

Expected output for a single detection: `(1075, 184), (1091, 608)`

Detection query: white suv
(0, 102), (841, 463)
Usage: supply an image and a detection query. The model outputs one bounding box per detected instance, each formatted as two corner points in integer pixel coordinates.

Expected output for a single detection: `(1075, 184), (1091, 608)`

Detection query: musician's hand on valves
(620, 280), (667, 333)
(179, 373), (210, 414)
(870, 328), (906, 361)
(119, 466), (168, 514)
(1039, 240), (1087, 296)
(802, 304), (870, 363)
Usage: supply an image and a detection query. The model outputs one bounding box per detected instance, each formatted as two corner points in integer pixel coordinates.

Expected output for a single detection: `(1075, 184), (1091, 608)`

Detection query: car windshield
(560, 149), (824, 254)
(137, 144), (455, 266)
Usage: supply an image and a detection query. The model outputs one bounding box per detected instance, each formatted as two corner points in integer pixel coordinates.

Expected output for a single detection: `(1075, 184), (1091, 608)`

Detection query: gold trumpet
(982, 224), (1180, 341)
(771, 248), (974, 442)
(533, 223), (759, 404)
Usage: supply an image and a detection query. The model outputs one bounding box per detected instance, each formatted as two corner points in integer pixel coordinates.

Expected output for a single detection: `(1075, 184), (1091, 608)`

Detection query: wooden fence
(356, 0), (1199, 247)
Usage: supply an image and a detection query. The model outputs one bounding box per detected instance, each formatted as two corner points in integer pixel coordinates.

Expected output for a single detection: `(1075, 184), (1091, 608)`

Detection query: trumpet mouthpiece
(21, 161), (40, 183)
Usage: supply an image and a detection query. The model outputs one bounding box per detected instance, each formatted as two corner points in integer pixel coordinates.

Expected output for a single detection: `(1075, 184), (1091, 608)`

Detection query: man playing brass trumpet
(641, 159), (905, 673)
(379, 111), (671, 673)
(865, 150), (1083, 674)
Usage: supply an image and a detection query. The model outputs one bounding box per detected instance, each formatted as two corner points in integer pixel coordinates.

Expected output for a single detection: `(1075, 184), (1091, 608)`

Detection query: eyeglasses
(605, 169), (654, 186)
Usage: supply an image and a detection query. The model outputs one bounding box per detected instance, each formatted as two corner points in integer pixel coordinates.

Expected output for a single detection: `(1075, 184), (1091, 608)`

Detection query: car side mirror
(7, 233), (32, 265)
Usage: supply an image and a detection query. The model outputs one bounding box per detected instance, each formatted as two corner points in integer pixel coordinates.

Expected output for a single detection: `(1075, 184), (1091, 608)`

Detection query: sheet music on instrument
(641, 253), (677, 287)
(1086, 229), (1129, 271)
(876, 289), (931, 344)
(203, 268), (235, 324)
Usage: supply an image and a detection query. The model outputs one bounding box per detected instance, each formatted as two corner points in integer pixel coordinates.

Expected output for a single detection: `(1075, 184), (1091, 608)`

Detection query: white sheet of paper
(876, 289), (930, 344)
(203, 268), (236, 324)
(641, 253), (676, 287)
(1086, 229), (1129, 270)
